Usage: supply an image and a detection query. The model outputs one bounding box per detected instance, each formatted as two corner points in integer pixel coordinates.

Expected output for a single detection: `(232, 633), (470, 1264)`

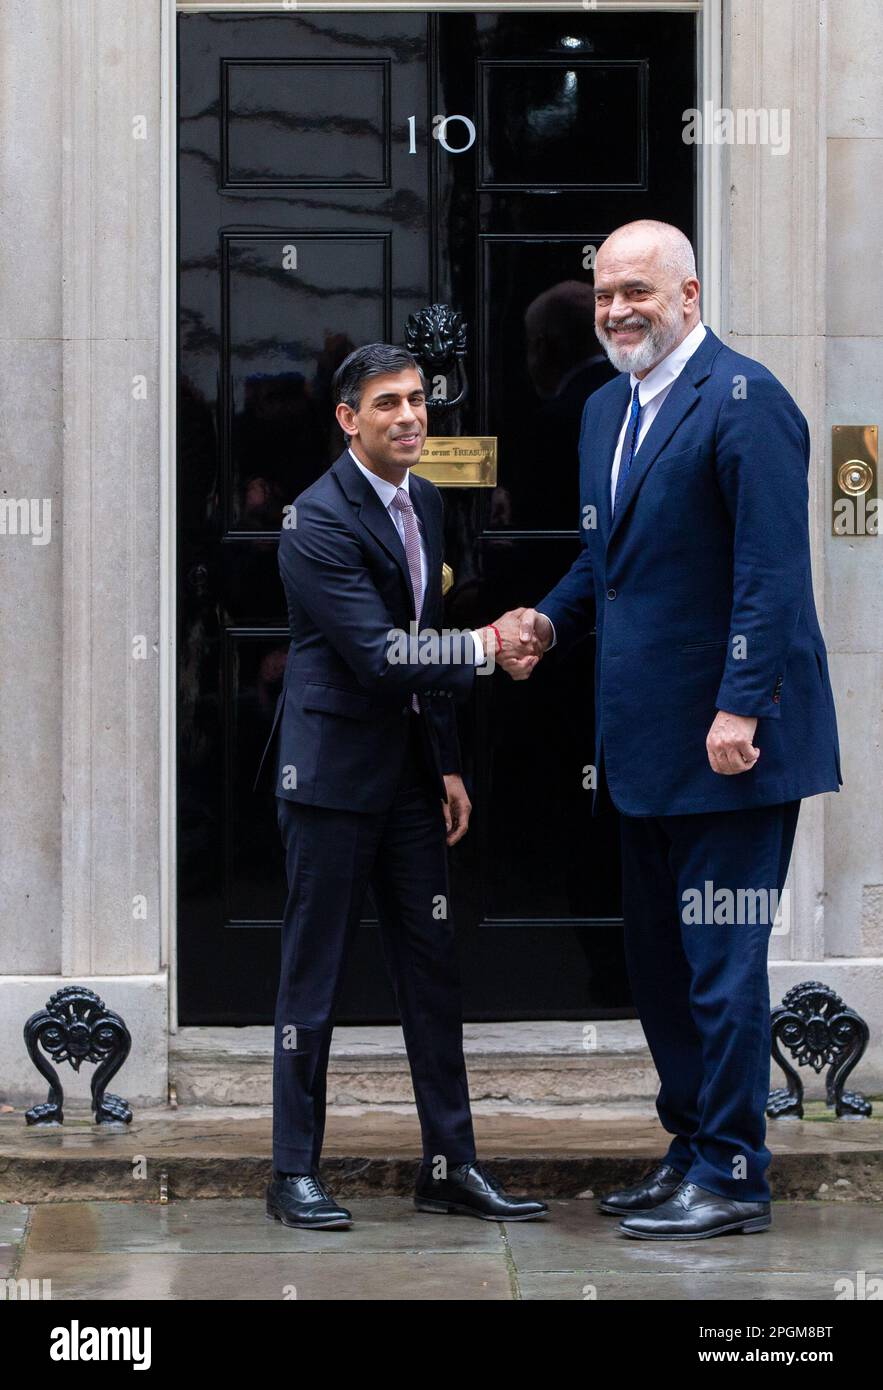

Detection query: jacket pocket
(681, 639), (729, 652)
(302, 681), (372, 720)
(656, 443), (704, 472)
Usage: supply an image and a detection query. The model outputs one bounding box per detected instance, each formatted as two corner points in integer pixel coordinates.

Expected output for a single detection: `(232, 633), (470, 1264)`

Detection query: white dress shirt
(347, 447), (486, 667)
(608, 320), (707, 507)
(349, 447), (428, 600)
(541, 321), (707, 649)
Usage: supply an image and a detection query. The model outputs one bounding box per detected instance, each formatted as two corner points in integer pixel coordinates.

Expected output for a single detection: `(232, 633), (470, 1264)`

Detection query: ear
(335, 401), (357, 436)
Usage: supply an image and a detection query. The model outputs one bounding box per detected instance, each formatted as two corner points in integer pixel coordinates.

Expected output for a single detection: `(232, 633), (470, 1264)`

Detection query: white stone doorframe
(160, 0), (721, 1043)
(157, 3), (865, 1085)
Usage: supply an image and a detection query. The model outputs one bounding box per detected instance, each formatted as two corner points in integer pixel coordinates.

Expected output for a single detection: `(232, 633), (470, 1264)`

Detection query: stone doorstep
(2, 1102), (882, 1204)
(170, 1021), (661, 1107)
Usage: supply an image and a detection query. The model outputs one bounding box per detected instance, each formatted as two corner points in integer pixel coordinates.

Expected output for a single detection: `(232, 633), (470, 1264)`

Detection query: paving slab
(15, 1250), (513, 1301)
(26, 1197), (505, 1255)
(504, 1199), (883, 1275)
(0, 1202), (29, 1245)
(10, 1197), (883, 1301)
(518, 1270), (863, 1301)
(0, 1201), (29, 1277)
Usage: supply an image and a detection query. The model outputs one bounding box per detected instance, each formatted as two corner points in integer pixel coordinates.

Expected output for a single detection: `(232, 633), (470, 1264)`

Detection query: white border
(159, 1), (723, 1029)
(161, 0), (179, 1034)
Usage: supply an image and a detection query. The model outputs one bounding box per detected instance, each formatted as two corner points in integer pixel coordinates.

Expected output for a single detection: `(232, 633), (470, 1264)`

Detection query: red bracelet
(488, 624), (502, 654)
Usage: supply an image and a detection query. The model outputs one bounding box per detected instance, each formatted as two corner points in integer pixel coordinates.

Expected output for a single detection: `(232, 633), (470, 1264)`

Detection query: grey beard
(600, 312), (682, 374)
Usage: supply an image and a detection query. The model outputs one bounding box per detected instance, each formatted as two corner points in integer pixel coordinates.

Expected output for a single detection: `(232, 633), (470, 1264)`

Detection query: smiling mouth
(392, 433), (421, 446)
(607, 322), (646, 337)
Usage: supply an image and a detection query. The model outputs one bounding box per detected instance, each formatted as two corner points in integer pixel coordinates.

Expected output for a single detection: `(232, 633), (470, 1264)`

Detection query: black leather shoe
(618, 1181), (771, 1240)
(266, 1174), (353, 1230)
(414, 1161), (547, 1222)
(597, 1161), (685, 1215)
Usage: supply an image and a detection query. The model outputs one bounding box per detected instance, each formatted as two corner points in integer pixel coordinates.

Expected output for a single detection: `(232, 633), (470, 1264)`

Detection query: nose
(397, 398), (418, 425)
(608, 291), (632, 322)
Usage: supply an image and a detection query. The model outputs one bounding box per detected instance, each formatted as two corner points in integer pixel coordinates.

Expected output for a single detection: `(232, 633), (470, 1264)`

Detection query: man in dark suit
(501, 220), (841, 1240)
(257, 343), (546, 1229)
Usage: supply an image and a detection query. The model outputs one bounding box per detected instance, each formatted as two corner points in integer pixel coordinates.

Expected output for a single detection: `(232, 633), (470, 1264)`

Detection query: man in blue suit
(503, 220), (841, 1240)
(258, 343), (546, 1229)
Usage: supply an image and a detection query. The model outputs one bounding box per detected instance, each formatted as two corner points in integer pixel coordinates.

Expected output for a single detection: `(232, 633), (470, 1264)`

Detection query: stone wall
(0, 0), (880, 1106)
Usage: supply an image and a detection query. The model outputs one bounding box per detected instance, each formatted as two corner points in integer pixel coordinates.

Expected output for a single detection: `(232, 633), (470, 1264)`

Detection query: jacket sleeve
(535, 397), (597, 652)
(712, 373), (810, 721)
(279, 493), (479, 703)
(428, 698), (462, 776)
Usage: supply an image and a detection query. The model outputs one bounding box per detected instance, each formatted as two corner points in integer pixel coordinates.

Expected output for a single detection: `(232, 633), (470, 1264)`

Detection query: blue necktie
(613, 383), (642, 516)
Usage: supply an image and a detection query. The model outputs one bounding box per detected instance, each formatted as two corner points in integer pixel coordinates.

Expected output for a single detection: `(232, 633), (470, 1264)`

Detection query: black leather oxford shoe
(414, 1161), (548, 1222)
(597, 1161), (686, 1215)
(266, 1173), (353, 1230)
(618, 1180), (771, 1240)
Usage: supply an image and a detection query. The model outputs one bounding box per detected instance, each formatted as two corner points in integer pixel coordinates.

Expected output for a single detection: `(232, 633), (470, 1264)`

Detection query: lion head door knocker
(23, 986), (133, 1127)
(767, 981), (872, 1119)
(404, 303), (468, 413)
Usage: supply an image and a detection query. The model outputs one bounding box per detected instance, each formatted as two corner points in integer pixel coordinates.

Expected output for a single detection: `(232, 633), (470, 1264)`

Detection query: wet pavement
(4, 1197), (882, 1300)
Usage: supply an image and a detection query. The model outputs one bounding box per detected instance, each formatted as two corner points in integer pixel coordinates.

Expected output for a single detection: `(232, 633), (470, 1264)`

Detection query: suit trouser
(619, 798), (800, 1203)
(272, 718), (477, 1174)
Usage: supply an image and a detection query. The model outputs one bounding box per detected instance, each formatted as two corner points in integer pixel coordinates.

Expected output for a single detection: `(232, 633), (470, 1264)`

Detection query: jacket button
(607, 588), (617, 600)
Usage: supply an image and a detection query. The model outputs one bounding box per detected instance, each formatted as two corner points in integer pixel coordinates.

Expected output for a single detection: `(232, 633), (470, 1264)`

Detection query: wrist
(473, 626), (500, 659)
(535, 612), (554, 650)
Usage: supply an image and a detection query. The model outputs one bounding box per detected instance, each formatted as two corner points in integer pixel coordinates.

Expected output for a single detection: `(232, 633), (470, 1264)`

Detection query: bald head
(593, 220), (701, 377)
(601, 220), (697, 281)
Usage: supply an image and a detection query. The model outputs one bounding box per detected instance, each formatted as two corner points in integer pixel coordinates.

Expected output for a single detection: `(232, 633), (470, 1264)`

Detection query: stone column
(726, 0), (883, 1086)
(0, 0), (167, 1106)
(725, 0), (828, 964)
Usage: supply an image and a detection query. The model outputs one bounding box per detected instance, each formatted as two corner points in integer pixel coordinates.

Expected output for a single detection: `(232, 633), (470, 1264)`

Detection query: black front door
(177, 8), (697, 1024)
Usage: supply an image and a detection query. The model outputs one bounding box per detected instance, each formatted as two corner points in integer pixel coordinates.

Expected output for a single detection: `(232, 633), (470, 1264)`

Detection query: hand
(442, 774), (472, 846)
(492, 607), (553, 680)
(706, 710), (760, 775)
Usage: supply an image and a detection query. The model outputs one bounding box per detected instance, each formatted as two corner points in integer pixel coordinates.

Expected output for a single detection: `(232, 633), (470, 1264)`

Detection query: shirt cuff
(537, 612), (557, 649)
(470, 629), (488, 665)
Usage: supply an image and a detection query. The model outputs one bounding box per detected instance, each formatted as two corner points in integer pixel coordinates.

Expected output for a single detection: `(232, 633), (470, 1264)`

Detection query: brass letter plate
(413, 436), (497, 488)
(832, 425), (878, 536)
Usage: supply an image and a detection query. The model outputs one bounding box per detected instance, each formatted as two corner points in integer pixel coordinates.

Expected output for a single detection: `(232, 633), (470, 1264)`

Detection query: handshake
(478, 608), (554, 680)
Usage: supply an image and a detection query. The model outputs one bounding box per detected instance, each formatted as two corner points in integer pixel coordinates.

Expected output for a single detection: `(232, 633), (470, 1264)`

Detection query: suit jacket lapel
(606, 328), (724, 550)
(593, 376), (631, 545)
(330, 451), (421, 616)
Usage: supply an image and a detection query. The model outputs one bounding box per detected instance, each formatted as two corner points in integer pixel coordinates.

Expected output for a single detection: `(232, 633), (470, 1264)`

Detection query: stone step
(170, 1022), (660, 1108)
(3, 1103), (881, 1204)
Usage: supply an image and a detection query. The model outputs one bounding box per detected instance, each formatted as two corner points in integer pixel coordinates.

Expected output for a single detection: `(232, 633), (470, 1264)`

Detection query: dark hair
(332, 343), (425, 411)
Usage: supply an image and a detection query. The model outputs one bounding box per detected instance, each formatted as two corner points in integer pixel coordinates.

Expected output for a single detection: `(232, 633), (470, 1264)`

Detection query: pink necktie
(390, 488), (423, 712)
(390, 488), (424, 619)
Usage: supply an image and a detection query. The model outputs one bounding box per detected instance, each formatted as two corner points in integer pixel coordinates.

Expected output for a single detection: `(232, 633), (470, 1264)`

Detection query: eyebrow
(370, 389), (425, 404)
(594, 280), (653, 295)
